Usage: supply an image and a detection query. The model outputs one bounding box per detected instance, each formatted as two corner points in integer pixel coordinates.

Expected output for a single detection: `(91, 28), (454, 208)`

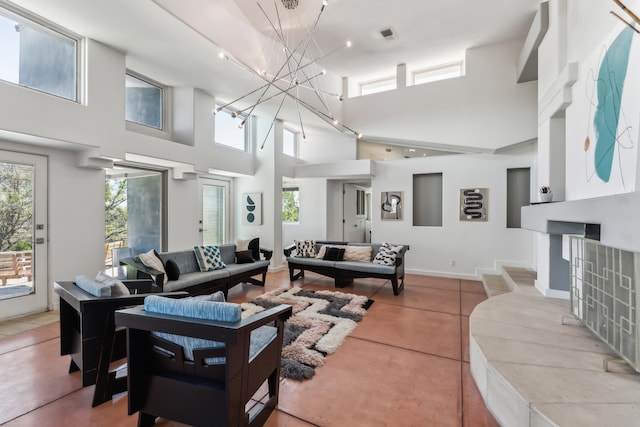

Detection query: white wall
(343, 39), (538, 152)
(368, 149), (536, 279)
(282, 178), (328, 246)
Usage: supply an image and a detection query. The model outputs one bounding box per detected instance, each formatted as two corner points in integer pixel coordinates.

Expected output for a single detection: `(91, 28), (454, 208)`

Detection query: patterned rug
(242, 287), (374, 380)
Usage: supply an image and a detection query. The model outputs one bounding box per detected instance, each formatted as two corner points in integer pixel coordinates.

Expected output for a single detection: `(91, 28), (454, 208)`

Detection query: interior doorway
(0, 150), (48, 320)
(342, 183), (371, 243)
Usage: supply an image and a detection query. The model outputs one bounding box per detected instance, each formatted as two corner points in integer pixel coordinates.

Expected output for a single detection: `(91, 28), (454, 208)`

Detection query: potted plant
(539, 186), (553, 203)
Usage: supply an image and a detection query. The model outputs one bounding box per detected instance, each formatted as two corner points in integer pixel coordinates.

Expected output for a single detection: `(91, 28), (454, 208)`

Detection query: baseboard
(268, 264), (285, 273)
(405, 268), (479, 280)
(534, 281), (570, 300)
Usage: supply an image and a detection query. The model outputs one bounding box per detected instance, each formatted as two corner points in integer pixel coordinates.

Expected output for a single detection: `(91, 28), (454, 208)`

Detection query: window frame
(214, 105), (250, 152)
(0, 3), (82, 103)
(282, 186), (300, 224)
(413, 61), (464, 86)
(125, 71), (168, 132)
(360, 76), (396, 96)
(282, 126), (299, 157)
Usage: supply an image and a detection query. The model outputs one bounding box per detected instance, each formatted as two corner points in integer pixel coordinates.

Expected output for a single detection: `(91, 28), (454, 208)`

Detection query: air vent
(379, 27), (396, 40)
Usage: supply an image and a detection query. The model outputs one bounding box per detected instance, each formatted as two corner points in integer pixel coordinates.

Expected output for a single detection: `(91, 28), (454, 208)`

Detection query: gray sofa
(122, 243), (272, 297)
(284, 241), (409, 295)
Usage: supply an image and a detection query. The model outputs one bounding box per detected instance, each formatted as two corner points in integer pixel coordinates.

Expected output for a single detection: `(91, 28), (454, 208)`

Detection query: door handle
(35, 237), (45, 244)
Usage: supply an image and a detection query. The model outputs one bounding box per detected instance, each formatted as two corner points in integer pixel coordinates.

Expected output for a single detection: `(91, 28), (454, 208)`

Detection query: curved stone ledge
(469, 281), (640, 426)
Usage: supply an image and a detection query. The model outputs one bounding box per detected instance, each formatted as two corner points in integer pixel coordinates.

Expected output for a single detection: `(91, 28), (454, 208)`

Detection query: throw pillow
(323, 247), (345, 261)
(316, 244), (347, 258)
(236, 250), (255, 264)
(236, 238), (251, 252)
(193, 245), (227, 272)
(95, 271), (130, 296)
(294, 239), (316, 257)
(164, 259), (181, 281)
(191, 290), (226, 302)
(373, 242), (403, 266)
(343, 246), (372, 262)
(139, 249), (168, 285)
(248, 237), (260, 260)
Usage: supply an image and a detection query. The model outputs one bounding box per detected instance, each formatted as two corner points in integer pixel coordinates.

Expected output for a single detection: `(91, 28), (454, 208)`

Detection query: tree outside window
(282, 187), (299, 223)
(0, 162), (33, 251)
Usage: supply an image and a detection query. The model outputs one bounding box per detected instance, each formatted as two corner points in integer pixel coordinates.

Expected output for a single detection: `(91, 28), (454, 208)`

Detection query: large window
(125, 73), (164, 130)
(105, 167), (166, 263)
(215, 106), (249, 151)
(282, 186), (299, 223)
(283, 127), (297, 157)
(0, 6), (78, 101)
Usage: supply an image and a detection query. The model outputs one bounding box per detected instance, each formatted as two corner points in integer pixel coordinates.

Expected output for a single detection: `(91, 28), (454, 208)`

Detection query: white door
(199, 179), (230, 245)
(343, 184), (366, 242)
(0, 150), (48, 320)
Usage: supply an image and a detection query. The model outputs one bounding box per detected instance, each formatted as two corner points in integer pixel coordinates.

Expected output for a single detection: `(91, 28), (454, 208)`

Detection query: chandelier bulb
(238, 120), (245, 129)
(357, 132), (363, 139)
(303, 134), (308, 143)
(321, 69), (326, 75)
(259, 143), (265, 152)
(218, 52), (226, 59)
(212, 108), (219, 115)
(323, 0), (328, 5)
(345, 41), (352, 48)
(231, 111), (238, 118)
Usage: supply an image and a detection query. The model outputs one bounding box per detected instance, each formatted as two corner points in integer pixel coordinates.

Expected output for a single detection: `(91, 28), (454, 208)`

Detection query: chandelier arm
(235, 71), (324, 115)
(259, 91), (290, 151)
(294, 85), (307, 141)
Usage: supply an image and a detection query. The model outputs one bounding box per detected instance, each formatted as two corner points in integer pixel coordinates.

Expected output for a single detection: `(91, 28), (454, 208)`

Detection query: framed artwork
(242, 192), (262, 225)
(381, 191), (403, 220)
(459, 188), (488, 221)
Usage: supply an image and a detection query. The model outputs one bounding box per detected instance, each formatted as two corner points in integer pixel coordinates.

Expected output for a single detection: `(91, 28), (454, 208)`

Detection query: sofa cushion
(236, 238), (251, 251)
(162, 269), (231, 292)
(334, 261), (396, 275)
(343, 245), (372, 262)
(218, 243), (238, 265)
(191, 290), (226, 302)
(139, 249), (168, 284)
(288, 256), (336, 268)
(193, 245), (226, 272)
(236, 250), (255, 264)
(75, 275), (112, 297)
(164, 259), (181, 280)
(95, 271), (130, 296)
(295, 239), (317, 257)
(373, 242), (403, 266)
(158, 250), (200, 274)
(225, 260), (270, 276)
(323, 247), (345, 261)
(315, 244), (347, 259)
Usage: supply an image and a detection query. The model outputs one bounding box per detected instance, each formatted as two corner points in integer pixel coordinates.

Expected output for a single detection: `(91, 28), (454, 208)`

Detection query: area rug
(242, 287), (374, 380)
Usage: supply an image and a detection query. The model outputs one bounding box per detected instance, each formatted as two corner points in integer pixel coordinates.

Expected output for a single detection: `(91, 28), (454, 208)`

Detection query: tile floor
(0, 271), (498, 427)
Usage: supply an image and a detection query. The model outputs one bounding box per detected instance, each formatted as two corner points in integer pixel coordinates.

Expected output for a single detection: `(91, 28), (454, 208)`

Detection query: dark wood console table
(54, 280), (186, 407)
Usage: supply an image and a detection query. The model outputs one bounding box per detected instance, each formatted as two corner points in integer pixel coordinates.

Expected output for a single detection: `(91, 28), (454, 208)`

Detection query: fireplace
(569, 236), (639, 371)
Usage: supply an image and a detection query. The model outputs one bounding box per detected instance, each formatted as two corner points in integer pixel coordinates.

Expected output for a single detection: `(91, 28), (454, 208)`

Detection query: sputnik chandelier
(213, 0), (362, 151)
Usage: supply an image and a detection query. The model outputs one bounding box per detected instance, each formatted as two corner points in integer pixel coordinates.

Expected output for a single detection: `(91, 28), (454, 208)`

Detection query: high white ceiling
(7, 0), (541, 145)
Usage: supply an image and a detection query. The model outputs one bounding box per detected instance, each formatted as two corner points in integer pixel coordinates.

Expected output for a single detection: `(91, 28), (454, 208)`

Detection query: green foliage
(0, 163), (33, 252)
(105, 178), (128, 244)
(282, 189), (299, 222)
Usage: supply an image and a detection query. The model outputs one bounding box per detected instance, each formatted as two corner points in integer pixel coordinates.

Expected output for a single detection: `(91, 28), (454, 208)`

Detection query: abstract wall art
(381, 191), (403, 220)
(459, 188), (488, 222)
(575, 20), (640, 196)
(242, 192), (262, 225)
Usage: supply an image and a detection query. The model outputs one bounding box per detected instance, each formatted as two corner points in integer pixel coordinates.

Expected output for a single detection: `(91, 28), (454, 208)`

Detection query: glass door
(200, 179), (230, 245)
(0, 151), (47, 320)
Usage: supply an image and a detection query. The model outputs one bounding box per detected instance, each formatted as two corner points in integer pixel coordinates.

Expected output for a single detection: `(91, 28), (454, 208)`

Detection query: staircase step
(503, 266), (536, 289)
(481, 274), (512, 298)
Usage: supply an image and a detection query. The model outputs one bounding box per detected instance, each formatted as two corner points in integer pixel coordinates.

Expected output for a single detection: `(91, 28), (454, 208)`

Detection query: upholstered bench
(284, 241), (409, 295)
